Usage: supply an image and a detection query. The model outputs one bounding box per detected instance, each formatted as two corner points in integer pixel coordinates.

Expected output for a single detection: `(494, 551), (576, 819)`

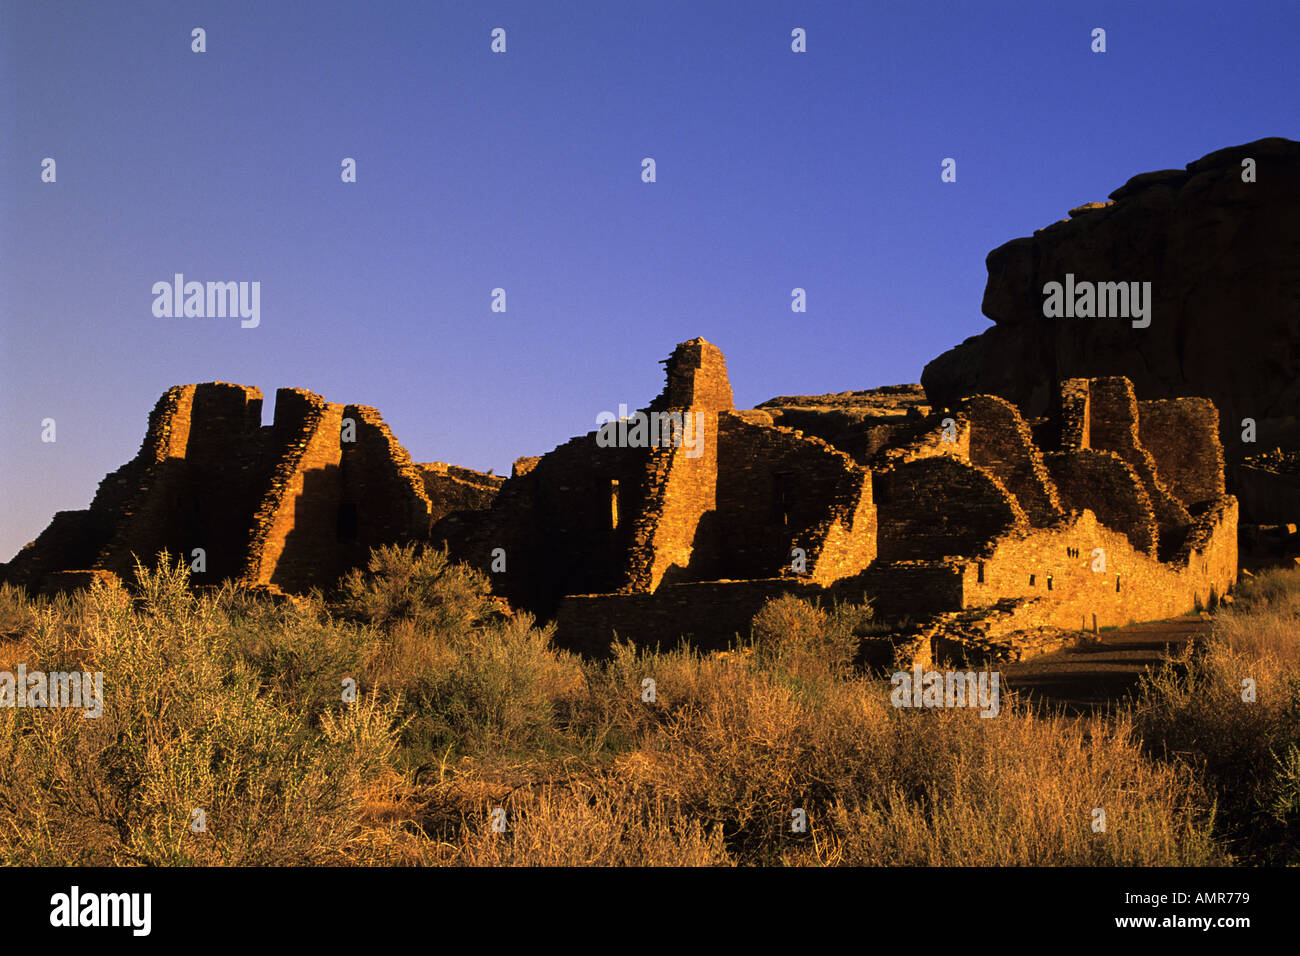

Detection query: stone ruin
(1, 339), (1237, 665)
(0, 383), (500, 594)
(431, 339), (1237, 662)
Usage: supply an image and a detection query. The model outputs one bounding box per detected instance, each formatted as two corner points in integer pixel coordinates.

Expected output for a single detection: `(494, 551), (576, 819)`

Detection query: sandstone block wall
(1137, 398), (1226, 510)
(556, 578), (818, 655)
(243, 388), (348, 590)
(961, 394), (1065, 526)
(66, 383), (263, 583)
(714, 413), (876, 582)
(1080, 377), (1191, 546)
(4, 383), (496, 594)
(626, 412), (721, 592)
(873, 456), (1027, 561)
(338, 404), (434, 569)
(1045, 449), (1158, 556)
(647, 337), (735, 413)
(463, 430), (655, 619)
(452, 338), (879, 629)
(419, 463), (504, 524)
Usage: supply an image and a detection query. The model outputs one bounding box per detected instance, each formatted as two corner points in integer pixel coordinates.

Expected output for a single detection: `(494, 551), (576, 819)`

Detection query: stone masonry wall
(961, 394), (1065, 526)
(419, 463), (503, 525)
(243, 389), (347, 590)
(338, 404), (434, 569)
(874, 456), (1027, 561)
(1083, 377), (1192, 546)
(647, 338), (735, 414)
(625, 412), (721, 592)
(468, 432), (654, 620)
(1044, 448), (1158, 556)
(714, 413), (876, 582)
(961, 499), (1237, 634)
(1137, 398), (1226, 510)
(555, 578), (819, 655)
(4, 383), (503, 595)
(96, 383), (266, 581)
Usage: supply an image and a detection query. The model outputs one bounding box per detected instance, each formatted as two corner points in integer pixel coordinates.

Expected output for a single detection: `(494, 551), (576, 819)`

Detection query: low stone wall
(556, 578), (819, 655)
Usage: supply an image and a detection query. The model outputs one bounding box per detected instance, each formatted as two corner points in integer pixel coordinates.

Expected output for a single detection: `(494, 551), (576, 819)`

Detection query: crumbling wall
(874, 456), (1026, 561)
(1, 511), (105, 588)
(556, 578), (818, 655)
(1083, 378), (1192, 546)
(624, 412), (721, 592)
(1058, 379), (1091, 450)
(1044, 448), (1158, 556)
(714, 413), (876, 581)
(1174, 495), (1239, 602)
(961, 498), (1237, 634)
(468, 432), (653, 619)
(647, 338), (735, 413)
(338, 404), (434, 569)
(419, 462), (503, 524)
(1137, 398), (1226, 510)
(802, 467), (876, 586)
(5, 382), (497, 595)
(96, 383), (266, 581)
(961, 394), (1065, 526)
(243, 389), (347, 591)
(90, 385), (199, 580)
(871, 414), (971, 467)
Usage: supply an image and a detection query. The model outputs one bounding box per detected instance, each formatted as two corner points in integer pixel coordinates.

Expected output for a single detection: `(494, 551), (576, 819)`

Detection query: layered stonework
(3, 384), (499, 593)
(2, 340), (1239, 667)
(437, 339), (1236, 659)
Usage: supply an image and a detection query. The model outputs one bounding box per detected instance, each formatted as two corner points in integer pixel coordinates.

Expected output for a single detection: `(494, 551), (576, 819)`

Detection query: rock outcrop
(921, 137), (1300, 523)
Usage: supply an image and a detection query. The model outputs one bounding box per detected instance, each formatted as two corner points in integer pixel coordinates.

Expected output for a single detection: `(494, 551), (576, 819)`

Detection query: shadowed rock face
(922, 137), (1300, 490)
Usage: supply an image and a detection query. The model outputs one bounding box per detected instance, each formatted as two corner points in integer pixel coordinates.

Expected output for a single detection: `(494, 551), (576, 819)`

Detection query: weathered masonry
(3, 340), (1236, 665)
(1, 383), (500, 593)
(435, 340), (1237, 660)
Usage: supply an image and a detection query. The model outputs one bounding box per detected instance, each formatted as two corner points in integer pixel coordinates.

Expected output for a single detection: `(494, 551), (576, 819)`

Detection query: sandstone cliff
(921, 137), (1300, 519)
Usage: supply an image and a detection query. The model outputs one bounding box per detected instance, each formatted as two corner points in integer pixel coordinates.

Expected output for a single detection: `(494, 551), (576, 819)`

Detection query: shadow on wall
(270, 464), (344, 592)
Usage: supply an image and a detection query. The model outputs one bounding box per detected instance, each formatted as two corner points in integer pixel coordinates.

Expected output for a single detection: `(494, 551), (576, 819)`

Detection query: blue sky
(2, 0), (1297, 558)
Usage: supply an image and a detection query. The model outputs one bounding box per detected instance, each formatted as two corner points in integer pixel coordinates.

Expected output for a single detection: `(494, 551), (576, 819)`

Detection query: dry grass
(1, 550), (1295, 865)
(1131, 566), (1300, 864)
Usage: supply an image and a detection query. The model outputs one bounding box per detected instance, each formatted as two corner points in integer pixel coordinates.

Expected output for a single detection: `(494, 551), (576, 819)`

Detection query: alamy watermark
(152, 274), (260, 328)
(50, 886), (150, 936)
(890, 665), (1000, 717)
(596, 405), (706, 458)
(0, 665), (103, 718)
(1042, 274), (1151, 329)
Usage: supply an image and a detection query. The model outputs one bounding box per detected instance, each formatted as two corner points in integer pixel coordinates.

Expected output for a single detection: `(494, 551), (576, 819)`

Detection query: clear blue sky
(2, 0), (1297, 559)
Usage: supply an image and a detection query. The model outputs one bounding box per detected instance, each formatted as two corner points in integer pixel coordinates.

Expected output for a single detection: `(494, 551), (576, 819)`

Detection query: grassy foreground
(0, 545), (1296, 866)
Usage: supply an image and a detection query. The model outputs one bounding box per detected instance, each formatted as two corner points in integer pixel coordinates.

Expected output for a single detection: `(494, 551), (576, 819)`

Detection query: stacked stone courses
(436, 340), (1236, 659)
(3, 339), (1237, 664)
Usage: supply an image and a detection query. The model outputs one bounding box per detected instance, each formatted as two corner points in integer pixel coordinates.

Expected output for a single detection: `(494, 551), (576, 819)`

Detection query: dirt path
(1000, 614), (1213, 711)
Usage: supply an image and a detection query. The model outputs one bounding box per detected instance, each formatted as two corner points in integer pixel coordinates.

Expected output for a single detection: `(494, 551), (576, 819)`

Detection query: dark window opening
(1047, 574), (1053, 591)
(1029, 574), (1036, 587)
(1116, 574), (1122, 593)
(337, 501), (359, 543)
(773, 473), (795, 527)
(977, 562), (985, 584)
